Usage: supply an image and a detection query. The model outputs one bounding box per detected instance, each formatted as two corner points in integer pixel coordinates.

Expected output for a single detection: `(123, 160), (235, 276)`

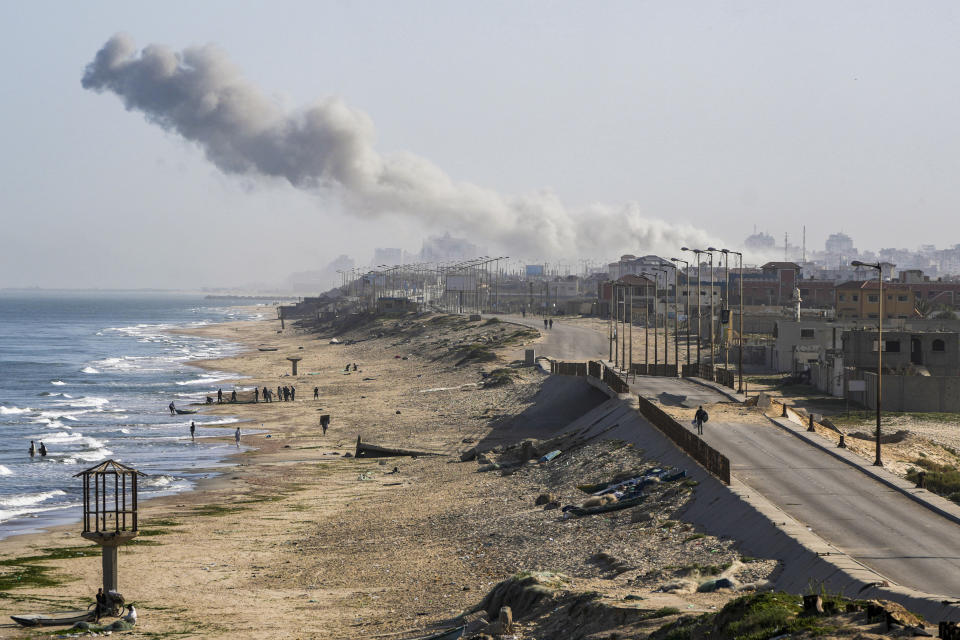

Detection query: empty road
(506, 314), (960, 597)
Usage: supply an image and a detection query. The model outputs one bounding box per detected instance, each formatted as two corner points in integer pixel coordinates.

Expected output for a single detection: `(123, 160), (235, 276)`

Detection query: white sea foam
(0, 466), (12, 476)
(51, 380), (66, 386)
(67, 396), (110, 408)
(0, 490), (66, 508)
(81, 366), (100, 374)
(175, 373), (231, 386)
(0, 406), (31, 415)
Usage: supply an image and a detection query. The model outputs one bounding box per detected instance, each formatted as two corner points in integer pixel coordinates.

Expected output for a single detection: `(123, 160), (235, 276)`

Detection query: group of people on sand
(215, 388), (237, 404)
(188, 420), (241, 446)
(29, 440), (47, 457)
(543, 318), (554, 329)
(254, 385), (297, 403)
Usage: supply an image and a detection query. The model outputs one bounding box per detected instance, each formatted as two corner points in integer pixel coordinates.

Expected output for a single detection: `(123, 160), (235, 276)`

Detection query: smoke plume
(82, 34), (716, 258)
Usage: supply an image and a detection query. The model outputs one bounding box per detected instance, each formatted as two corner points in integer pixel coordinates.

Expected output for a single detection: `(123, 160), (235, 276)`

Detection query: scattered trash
(538, 450), (561, 463)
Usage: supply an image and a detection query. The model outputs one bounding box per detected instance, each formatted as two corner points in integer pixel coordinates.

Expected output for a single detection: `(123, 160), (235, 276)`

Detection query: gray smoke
(82, 34), (716, 258)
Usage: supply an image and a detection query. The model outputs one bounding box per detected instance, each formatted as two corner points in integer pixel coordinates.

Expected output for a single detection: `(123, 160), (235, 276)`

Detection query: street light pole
(852, 260), (883, 466)
(727, 250), (745, 393)
(671, 257), (691, 369)
(682, 247), (704, 368)
(705, 249), (718, 369)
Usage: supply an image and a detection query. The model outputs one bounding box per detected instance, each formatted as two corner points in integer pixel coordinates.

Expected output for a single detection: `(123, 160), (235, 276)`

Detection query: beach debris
(538, 450), (561, 463)
(329, 338), (340, 344)
(459, 447), (478, 462)
(357, 471), (374, 481)
(395, 410), (401, 414)
(534, 493), (557, 506)
(354, 436), (440, 459)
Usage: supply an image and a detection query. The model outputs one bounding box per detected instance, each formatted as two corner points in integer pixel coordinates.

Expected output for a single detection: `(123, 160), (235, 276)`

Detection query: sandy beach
(0, 310), (779, 639)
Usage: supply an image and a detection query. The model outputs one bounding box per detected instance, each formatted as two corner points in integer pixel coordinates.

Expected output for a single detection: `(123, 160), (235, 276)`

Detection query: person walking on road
(694, 406), (708, 436)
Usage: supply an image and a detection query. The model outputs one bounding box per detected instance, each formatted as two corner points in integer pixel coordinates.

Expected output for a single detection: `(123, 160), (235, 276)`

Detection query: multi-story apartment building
(835, 281), (917, 320)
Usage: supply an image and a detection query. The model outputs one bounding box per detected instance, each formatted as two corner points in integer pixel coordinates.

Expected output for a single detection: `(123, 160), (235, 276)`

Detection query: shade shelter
(74, 460), (145, 594)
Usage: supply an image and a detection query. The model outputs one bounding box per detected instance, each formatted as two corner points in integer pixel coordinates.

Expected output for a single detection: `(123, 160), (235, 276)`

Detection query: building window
(838, 294), (846, 301)
(852, 295), (859, 301)
(801, 329), (815, 339)
(887, 295), (893, 300)
(933, 339), (946, 352)
(897, 295), (908, 302)
(800, 289), (809, 295)
(868, 313), (879, 319)
(868, 295), (879, 302)
(885, 340), (901, 352)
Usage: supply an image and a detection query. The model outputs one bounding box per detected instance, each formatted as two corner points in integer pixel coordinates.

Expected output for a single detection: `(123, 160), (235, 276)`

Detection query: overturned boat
(354, 436), (442, 459)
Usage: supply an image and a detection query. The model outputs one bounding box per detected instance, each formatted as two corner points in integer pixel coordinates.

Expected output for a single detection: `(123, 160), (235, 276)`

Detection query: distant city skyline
(4, 2), (960, 289)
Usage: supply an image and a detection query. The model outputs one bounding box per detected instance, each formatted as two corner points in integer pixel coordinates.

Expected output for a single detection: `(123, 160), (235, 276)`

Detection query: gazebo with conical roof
(74, 460), (146, 594)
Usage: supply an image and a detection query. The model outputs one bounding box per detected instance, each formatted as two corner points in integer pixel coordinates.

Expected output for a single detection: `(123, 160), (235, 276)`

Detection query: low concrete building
(773, 319), (854, 373)
(842, 329), (960, 376)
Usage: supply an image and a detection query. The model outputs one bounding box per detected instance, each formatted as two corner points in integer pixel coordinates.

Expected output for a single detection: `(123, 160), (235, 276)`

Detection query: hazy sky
(3, 1), (960, 289)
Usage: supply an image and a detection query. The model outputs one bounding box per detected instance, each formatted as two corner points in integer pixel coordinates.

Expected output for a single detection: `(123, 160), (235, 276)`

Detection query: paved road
(631, 376), (960, 597)
(501, 314), (960, 596)
(499, 315), (610, 361)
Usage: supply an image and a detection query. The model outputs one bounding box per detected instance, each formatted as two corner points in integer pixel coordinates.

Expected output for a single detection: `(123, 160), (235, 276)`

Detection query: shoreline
(0, 307), (262, 546)
(0, 311), (783, 639)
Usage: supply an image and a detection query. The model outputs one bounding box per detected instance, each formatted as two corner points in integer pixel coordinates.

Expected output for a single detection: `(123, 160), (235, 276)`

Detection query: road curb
(680, 375), (746, 403)
(763, 413), (960, 528)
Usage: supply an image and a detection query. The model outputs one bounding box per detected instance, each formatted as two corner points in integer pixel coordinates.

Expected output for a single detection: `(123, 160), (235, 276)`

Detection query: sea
(0, 291), (269, 540)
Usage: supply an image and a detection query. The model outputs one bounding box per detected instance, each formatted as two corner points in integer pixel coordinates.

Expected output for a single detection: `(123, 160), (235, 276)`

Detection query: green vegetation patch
(0, 545), (100, 591)
(652, 592), (834, 640)
(192, 503), (248, 517)
(907, 458), (960, 504)
(454, 343), (497, 366)
(484, 367), (520, 387)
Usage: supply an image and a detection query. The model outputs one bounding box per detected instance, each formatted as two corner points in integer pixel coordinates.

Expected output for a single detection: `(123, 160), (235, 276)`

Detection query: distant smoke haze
(82, 34), (718, 259)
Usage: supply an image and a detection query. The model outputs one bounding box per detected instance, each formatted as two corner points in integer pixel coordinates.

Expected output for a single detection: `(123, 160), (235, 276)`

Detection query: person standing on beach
(190, 421), (196, 441)
(29, 441), (35, 457)
(321, 414), (329, 436)
(217, 388), (223, 404)
(313, 386), (319, 400)
(290, 386), (295, 401)
(231, 389), (237, 402)
(234, 427), (241, 446)
(265, 386), (272, 402)
(39, 442), (47, 457)
(278, 386), (283, 402)
(254, 387), (259, 403)
(169, 401), (176, 416)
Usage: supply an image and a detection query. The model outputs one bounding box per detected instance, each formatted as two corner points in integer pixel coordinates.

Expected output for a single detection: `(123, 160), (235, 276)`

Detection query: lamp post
(681, 247), (704, 367)
(852, 260), (884, 466)
(726, 250), (745, 393)
(671, 257), (691, 368)
(706, 248), (719, 369)
(667, 262), (679, 374)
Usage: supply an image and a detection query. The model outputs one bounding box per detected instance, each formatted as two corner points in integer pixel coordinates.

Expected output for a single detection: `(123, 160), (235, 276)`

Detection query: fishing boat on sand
(174, 409), (197, 415)
(11, 608), (95, 627)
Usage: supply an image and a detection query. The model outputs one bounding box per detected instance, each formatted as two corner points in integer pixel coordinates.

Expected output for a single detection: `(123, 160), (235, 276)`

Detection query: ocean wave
(175, 373), (232, 386)
(50, 380), (66, 386)
(81, 367), (100, 374)
(32, 431), (107, 450)
(0, 490), (66, 508)
(0, 466), (12, 476)
(64, 396), (110, 408)
(0, 406), (31, 415)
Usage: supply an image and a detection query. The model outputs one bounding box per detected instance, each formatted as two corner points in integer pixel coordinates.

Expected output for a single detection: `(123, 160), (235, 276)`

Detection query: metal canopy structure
(74, 459), (145, 538)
